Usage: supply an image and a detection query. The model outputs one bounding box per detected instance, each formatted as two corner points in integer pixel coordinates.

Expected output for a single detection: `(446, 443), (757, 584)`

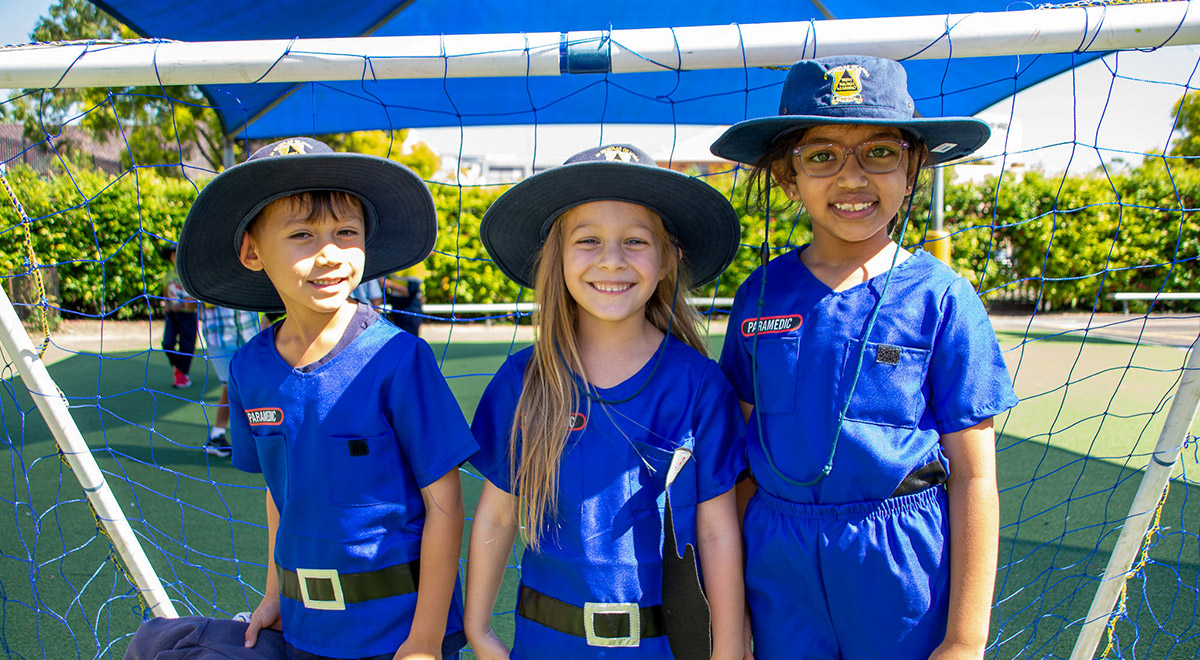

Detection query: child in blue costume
(466, 144), (747, 660)
(709, 56), (1019, 660)
(127, 137), (478, 660)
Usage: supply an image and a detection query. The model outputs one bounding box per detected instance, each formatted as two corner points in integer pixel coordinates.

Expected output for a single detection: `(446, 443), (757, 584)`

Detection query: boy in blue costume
(710, 57), (1019, 660)
(127, 137), (477, 660)
(466, 144), (747, 660)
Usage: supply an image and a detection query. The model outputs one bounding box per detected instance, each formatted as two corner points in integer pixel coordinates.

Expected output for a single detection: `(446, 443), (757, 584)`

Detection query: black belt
(518, 585), (666, 647)
(891, 460), (948, 498)
(277, 559), (419, 610)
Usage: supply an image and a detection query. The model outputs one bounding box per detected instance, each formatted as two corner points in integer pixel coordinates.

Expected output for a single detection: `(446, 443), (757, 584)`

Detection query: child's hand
(465, 628), (510, 660)
(741, 613), (755, 660)
(928, 640), (985, 660)
(243, 592), (282, 648)
(391, 637), (439, 660)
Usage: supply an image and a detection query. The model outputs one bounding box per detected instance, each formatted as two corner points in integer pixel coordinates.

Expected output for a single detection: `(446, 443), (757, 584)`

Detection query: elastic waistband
(754, 484), (945, 521)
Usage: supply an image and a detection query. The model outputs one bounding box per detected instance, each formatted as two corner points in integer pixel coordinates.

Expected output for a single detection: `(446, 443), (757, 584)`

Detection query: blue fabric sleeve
(388, 337), (479, 489)
(693, 361), (748, 503)
(227, 356), (261, 474)
(468, 355), (523, 493)
(719, 275), (755, 405)
(928, 278), (1020, 434)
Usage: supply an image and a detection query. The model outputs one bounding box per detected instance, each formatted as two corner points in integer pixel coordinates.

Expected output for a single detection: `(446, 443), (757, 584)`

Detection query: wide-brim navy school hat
(481, 144), (740, 289)
(177, 137), (436, 312)
(711, 55), (991, 167)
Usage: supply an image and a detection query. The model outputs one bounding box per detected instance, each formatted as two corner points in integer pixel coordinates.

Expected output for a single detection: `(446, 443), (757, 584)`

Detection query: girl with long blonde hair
(465, 144), (746, 660)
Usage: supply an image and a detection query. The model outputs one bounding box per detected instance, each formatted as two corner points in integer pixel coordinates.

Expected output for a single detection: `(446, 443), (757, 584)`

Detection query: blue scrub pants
(743, 486), (951, 660)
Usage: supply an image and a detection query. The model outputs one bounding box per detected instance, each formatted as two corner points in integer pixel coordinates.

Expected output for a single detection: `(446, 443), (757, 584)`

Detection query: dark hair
(245, 190), (365, 238)
(742, 127), (929, 224)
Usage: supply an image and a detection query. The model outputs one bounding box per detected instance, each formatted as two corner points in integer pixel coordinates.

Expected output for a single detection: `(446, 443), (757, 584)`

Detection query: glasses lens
(859, 140), (904, 173)
(796, 145), (844, 177)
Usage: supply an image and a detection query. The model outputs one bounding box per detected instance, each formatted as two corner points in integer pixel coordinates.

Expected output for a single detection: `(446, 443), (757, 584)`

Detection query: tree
(317, 130), (441, 179)
(1, 0), (225, 174)
(1169, 90), (1200, 164)
(3, 2), (443, 180)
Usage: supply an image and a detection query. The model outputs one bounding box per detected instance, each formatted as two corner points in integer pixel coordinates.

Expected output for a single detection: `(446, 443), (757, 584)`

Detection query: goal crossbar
(0, 2), (1197, 89)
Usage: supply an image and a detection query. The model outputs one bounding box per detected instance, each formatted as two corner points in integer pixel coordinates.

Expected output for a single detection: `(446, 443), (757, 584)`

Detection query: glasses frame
(791, 139), (912, 178)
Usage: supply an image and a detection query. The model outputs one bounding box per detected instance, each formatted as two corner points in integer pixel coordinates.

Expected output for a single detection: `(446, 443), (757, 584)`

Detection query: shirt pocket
(745, 335), (799, 415)
(629, 443), (698, 513)
(840, 339), (931, 429)
(252, 431), (288, 497)
(329, 433), (405, 506)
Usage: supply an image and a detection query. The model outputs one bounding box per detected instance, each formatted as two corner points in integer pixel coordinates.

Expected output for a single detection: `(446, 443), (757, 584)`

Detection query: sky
(2, 0), (1197, 175)
(1, 0), (48, 47)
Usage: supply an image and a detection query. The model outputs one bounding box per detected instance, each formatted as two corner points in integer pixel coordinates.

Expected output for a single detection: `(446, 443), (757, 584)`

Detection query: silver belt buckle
(583, 601), (640, 647)
(295, 568), (345, 611)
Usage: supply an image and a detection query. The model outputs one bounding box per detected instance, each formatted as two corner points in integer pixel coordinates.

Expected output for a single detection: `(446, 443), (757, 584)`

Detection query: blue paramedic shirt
(720, 248), (1018, 505)
(228, 311), (478, 658)
(471, 336), (746, 659)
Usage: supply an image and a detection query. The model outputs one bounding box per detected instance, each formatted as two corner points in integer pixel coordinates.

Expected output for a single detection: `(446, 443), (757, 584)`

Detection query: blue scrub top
(720, 248), (1018, 505)
(471, 336), (746, 658)
(229, 318), (478, 658)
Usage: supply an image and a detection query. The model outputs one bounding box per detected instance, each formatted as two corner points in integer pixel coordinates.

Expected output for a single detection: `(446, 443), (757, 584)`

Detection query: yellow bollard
(925, 229), (951, 266)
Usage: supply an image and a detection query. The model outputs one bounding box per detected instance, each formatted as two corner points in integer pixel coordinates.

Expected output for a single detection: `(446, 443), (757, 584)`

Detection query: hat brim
(710, 115), (991, 167)
(177, 153), (436, 312)
(480, 161), (740, 290)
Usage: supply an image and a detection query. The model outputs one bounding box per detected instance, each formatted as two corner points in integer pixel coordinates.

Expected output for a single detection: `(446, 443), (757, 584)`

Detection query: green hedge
(2, 160), (1196, 319)
(426, 183), (520, 306)
(0, 165), (197, 319)
(940, 161), (1200, 311)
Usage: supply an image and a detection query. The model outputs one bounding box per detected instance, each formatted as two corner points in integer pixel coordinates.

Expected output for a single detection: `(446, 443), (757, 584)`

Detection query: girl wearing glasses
(709, 55), (1018, 660)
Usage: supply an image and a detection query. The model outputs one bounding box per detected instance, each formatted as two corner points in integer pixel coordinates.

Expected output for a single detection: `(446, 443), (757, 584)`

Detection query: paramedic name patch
(246, 408), (283, 426)
(741, 315), (803, 337)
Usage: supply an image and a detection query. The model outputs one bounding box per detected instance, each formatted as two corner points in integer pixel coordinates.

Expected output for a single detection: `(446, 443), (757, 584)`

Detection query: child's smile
(590, 281), (635, 294)
(309, 275), (352, 291)
(832, 200), (876, 214)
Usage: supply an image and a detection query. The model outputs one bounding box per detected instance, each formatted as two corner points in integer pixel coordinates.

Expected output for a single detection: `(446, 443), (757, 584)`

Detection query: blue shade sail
(90, 0), (1104, 138)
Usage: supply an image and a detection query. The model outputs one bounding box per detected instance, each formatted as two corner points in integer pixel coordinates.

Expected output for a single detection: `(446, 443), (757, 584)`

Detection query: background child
(351, 276), (385, 310)
(160, 244), (198, 389)
(465, 144), (746, 660)
(198, 303), (261, 457)
(710, 56), (1019, 660)
(127, 137), (478, 660)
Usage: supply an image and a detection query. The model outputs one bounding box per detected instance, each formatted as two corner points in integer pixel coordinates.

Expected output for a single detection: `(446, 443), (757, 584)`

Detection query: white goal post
(0, 283), (178, 619)
(0, 3), (1196, 89)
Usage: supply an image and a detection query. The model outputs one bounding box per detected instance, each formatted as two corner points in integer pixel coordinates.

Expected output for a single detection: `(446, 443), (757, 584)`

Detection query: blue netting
(1, 10), (1200, 660)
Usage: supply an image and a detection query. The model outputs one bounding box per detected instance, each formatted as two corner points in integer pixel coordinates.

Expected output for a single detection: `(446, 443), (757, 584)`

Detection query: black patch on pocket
(876, 344), (902, 365)
(348, 438), (369, 457)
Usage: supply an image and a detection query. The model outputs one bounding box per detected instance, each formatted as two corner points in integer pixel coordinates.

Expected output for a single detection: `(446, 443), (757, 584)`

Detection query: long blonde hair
(509, 206), (708, 550)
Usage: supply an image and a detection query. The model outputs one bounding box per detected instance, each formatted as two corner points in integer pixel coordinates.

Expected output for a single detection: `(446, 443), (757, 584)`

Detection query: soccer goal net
(1, 3), (1199, 658)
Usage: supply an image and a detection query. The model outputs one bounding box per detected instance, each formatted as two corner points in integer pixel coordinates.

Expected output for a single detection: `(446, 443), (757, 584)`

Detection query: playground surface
(34, 311), (1200, 362)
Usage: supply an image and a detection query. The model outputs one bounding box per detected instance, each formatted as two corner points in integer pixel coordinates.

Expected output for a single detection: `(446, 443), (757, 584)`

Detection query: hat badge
(270, 139), (313, 157)
(826, 65), (869, 106)
(598, 145), (639, 163)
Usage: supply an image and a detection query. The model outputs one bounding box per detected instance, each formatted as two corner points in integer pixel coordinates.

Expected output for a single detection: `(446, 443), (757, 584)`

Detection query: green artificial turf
(1, 330), (1197, 658)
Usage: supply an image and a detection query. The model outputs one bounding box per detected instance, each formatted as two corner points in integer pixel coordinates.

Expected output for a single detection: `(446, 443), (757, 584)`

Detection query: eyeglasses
(791, 139), (911, 178)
